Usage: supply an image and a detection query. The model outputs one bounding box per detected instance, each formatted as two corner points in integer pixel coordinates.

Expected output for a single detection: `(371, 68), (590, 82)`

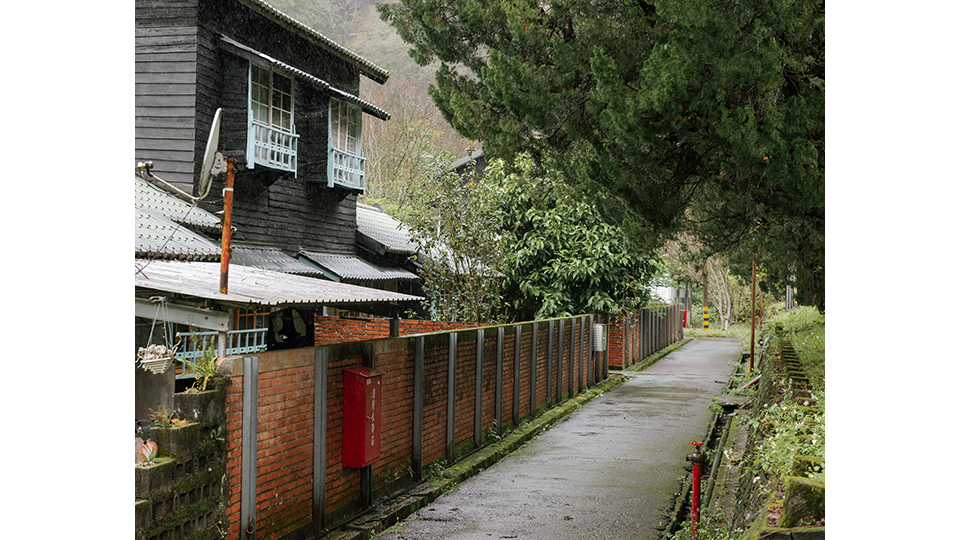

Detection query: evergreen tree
(380, 0), (825, 310)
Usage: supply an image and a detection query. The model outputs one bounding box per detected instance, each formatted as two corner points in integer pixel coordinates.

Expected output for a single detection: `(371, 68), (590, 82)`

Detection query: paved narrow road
(374, 337), (742, 540)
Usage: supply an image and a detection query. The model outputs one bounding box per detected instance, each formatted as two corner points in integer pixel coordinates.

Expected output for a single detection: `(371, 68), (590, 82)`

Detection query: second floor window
(248, 63), (299, 174)
(328, 98), (364, 190)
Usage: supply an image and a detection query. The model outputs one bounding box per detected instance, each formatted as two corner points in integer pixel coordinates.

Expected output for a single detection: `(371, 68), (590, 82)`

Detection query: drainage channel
(661, 353), (755, 538)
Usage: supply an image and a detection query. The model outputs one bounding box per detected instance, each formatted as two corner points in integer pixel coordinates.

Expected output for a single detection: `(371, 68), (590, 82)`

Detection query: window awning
(237, 0), (390, 84)
(220, 35), (390, 121)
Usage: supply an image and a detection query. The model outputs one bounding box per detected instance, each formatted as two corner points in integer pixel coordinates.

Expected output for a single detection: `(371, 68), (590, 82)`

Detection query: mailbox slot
(592, 323), (607, 352)
(342, 366), (383, 468)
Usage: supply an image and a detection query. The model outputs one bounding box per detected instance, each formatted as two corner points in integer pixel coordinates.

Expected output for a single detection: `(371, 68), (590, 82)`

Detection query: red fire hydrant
(686, 441), (705, 537)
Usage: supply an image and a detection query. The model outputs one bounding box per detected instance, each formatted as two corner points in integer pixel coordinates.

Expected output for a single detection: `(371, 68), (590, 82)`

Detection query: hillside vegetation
(674, 307), (825, 539)
(267, 0), (476, 220)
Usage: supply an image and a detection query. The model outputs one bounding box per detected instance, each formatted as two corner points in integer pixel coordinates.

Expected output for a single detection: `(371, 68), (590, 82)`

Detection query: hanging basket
(138, 344), (178, 375)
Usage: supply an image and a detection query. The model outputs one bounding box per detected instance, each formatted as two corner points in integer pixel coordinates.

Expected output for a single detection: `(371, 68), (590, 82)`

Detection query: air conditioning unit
(592, 323), (607, 352)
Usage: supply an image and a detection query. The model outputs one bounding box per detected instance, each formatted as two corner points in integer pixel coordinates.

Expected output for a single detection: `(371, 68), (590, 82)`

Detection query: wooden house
(135, 0), (432, 411)
(136, 0), (390, 258)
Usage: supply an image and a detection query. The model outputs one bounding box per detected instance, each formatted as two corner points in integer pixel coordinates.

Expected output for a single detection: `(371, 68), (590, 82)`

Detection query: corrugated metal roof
(135, 259), (422, 307)
(356, 204), (418, 255)
(135, 174), (222, 232)
(136, 208), (222, 261)
(135, 174), (223, 261)
(220, 36), (390, 121)
(238, 0), (389, 84)
(299, 250), (419, 282)
(230, 245), (326, 277)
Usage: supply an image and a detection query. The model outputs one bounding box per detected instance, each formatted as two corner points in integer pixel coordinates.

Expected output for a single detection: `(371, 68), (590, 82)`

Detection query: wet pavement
(373, 337), (742, 540)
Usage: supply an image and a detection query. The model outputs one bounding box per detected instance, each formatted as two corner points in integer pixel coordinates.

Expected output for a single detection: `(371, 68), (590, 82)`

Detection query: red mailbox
(342, 366), (383, 468)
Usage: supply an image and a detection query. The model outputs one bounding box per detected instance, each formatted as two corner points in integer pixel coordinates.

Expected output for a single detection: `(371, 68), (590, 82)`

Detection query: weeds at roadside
(743, 389), (825, 482)
(428, 459), (450, 480)
(486, 419), (503, 442)
(665, 511), (743, 540)
(382, 522), (404, 534)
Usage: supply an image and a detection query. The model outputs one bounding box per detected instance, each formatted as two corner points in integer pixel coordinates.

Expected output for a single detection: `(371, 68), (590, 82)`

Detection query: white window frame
(328, 98), (365, 190)
(247, 63), (299, 175)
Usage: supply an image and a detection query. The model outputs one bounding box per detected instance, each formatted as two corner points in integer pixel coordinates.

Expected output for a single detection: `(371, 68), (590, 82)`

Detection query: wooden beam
(135, 297), (229, 331)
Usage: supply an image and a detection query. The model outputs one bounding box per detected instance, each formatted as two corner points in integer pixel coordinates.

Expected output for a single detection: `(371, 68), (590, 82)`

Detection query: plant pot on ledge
(135, 457), (175, 499)
(173, 379), (226, 424)
(151, 422), (202, 461)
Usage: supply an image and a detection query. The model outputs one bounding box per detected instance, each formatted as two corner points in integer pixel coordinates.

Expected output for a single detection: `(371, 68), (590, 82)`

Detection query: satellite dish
(137, 107), (227, 202)
(197, 108), (226, 200)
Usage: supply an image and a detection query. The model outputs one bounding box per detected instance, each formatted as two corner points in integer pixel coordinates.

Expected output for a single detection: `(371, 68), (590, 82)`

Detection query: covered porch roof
(135, 259), (422, 323)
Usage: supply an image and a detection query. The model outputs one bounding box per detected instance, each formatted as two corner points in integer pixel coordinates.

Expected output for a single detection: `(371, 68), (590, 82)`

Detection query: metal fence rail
(175, 329), (267, 379)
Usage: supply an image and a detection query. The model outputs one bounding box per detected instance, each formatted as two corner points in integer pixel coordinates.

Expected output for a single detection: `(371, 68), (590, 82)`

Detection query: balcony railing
(248, 119), (298, 175)
(328, 147), (365, 190)
(174, 329), (268, 379)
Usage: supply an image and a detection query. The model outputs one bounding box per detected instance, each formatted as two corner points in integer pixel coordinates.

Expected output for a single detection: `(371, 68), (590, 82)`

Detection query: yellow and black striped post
(702, 306), (709, 330)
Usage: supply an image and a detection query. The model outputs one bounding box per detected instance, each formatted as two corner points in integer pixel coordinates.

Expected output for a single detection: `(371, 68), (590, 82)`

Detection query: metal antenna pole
(220, 158), (236, 294)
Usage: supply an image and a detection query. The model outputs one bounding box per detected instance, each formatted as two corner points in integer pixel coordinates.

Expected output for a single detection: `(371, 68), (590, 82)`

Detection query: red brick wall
(222, 349), (319, 540)
(606, 307), (684, 369)
(370, 340), (416, 492)
(219, 311), (682, 540)
(323, 347), (365, 515)
(224, 375), (244, 540)
(314, 316), (471, 346)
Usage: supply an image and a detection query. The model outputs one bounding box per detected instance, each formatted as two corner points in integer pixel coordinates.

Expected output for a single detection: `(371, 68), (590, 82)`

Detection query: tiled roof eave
(236, 0), (389, 84)
(220, 36), (390, 121)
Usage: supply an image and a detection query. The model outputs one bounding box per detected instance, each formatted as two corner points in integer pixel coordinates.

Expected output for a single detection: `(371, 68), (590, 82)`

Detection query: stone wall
(136, 379), (228, 540)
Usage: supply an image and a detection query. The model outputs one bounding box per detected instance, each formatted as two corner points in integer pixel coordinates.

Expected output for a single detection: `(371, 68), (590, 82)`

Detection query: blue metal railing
(174, 329), (268, 379)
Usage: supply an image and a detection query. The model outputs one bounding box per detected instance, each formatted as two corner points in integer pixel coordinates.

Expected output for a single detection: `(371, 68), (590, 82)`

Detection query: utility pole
(750, 258), (756, 372)
(219, 157), (236, 295)
(702, 262), (709, 330)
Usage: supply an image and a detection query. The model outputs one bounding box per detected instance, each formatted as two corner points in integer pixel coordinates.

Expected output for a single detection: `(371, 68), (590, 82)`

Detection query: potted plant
(181, 341), (218, 392)
(174, 342), (226, 424)
(147, 406), (199, 460)
(138, 440), (158, 465)
(138, 343), (178, 374)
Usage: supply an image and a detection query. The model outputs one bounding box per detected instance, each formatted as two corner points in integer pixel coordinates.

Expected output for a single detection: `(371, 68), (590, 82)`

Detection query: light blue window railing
(328, 147), (365, 190)
(328, 98), (364, 190)
(248, 118), (299, 175)
(174, 329), (268, 379)
(247, 63), (298, 175)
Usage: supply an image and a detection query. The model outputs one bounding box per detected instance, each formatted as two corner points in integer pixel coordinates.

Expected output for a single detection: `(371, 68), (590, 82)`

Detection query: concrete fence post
(475, 329), (484, 447)
(312, 348), (327, 534)
(413, 337), (424, 480)
(447, 332), (457, 464)
(240, 355), (258, 540)
(496, 327), (504, 436)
